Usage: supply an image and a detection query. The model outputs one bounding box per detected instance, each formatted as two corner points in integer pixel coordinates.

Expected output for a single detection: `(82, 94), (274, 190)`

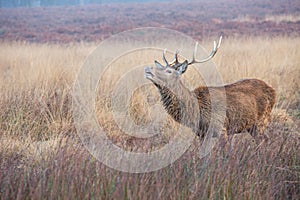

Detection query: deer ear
(177, 60), (188, 75)
(155, 60), (165, 69)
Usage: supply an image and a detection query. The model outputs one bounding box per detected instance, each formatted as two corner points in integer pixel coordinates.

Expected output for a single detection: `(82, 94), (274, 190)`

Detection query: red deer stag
(145, 37), (276, 142)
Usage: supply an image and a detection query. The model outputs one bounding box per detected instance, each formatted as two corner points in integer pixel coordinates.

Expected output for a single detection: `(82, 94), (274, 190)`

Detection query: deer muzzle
(145, 66), (154, 80)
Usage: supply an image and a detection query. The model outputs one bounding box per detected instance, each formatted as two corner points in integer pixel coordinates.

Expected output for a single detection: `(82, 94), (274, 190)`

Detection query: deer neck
(154, 80), (199, 131)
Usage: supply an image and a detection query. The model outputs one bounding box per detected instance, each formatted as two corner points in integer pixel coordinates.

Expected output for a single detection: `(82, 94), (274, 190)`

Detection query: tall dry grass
(0, 37), (299, 199)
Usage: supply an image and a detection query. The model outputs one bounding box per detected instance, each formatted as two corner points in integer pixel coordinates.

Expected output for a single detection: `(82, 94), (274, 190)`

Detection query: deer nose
(145, 66), (153, 71)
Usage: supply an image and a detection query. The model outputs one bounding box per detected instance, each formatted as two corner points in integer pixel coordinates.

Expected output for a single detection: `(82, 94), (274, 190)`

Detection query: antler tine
(168, 50), (180, 65)
(175, 50), (179, 64)
(162, 49), (181, 66)
(217, 35), (222, 48)
(191, 42), (199, 64)
(188, 36), (222, 65)
(162, 49), (170, 66)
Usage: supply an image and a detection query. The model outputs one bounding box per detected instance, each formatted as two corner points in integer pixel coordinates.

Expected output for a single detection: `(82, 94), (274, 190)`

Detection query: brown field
(1, 0), (300, 199)
(0, 36), (299, 199)
(0, 0), (300, 43)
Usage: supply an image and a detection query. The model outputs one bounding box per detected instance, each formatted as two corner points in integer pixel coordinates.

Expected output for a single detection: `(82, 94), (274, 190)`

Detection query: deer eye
(166, 69), (172, 74)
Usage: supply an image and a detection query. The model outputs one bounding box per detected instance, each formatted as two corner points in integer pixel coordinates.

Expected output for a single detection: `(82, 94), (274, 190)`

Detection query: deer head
(145, 36), (222, 87)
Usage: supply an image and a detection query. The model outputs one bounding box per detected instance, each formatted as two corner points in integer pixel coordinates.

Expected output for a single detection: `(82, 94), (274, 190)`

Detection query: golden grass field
(0, 37), (299, 199)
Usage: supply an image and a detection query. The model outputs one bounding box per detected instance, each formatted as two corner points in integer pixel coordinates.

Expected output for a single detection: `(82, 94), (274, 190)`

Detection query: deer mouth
(145, 67), (154, 80)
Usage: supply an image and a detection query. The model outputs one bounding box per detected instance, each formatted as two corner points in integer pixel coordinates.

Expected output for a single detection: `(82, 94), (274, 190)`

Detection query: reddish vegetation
(0, 0), (299, 43)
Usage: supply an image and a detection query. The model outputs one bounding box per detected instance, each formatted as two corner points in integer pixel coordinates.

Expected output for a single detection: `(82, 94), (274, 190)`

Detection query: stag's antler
(188, 36), (222, 65)
(162, 50), (180, 66)
(158, 36), (222, 70)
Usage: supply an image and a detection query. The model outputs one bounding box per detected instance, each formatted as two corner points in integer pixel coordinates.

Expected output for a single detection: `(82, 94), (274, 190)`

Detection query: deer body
(145, 37), (276, 141)
(221, 79), (275, 135)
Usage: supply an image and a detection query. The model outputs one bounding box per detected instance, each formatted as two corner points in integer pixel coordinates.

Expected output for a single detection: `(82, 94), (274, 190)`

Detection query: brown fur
(154, 78), (276, 141)
(145, 40), (276, 142)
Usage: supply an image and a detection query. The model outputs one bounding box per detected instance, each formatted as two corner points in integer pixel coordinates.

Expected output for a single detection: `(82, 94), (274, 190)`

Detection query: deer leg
(258, 111), (273, 140)
(257, 116), (271, 142)
(248, 122), (269, 145)
(248, 124), (260, 144)
(248, 124), (257, 136)
(219, 127), (228, 141)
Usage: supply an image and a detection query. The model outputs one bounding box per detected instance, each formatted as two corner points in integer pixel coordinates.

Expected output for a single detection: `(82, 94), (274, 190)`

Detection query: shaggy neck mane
(154, 80), (211, 135)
